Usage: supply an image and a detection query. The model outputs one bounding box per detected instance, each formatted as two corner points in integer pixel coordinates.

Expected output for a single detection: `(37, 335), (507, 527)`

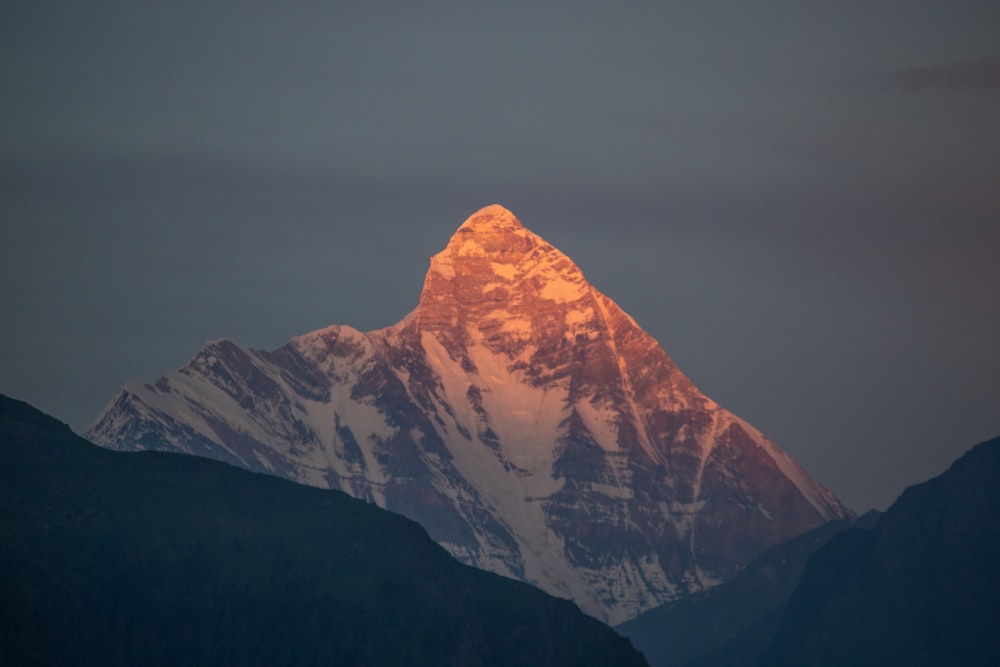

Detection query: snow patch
(500, 317), (533, 336)
(574, 398), (621, 453)
(490, 262), (517, 279)
(429, 251), (456, 279)
(539, 274), (588, 303)
(564, 306), (594, 329)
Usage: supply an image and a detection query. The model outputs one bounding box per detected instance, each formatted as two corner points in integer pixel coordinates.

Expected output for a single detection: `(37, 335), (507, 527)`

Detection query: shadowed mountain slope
(761, 435), (1000, 666)
(616, 517), (862, 667)
(0, 394), (647, 667)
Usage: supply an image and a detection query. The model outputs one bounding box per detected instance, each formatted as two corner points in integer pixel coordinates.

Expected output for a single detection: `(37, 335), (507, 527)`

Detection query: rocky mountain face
(89, 204), (850, 624)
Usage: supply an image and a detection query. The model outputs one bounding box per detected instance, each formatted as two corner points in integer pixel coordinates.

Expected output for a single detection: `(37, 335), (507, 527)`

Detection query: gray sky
(2, 1), (998, 512)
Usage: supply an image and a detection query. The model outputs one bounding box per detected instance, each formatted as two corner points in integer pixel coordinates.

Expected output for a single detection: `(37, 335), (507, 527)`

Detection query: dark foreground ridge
(616, 517), (860, 667)
(760, 434), (1000, 666)
(617, 432), (1000, 667)
(0, 394), (648, 667)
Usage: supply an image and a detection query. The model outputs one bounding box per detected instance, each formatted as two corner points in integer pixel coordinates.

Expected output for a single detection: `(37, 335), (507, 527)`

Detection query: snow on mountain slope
(89, 204), (850, 624)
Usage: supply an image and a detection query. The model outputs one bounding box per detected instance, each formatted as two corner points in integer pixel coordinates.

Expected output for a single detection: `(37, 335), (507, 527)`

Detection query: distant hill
(0, 394), (647, 667)
(618, 433), (1000, 667)
(616, 516), (861, 667)
(761, 435), (1000, 666)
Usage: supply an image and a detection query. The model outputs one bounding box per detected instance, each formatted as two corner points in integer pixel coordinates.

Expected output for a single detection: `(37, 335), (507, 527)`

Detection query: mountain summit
(90, 205), (849, 623)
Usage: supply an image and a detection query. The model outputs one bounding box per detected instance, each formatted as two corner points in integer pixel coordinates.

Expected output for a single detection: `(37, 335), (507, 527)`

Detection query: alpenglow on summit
(90, 204), (850, 624)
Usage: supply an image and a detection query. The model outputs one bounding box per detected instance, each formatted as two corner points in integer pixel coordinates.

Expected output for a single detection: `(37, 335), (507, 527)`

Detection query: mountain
(616, 516), (863, 667)
(0, 394), (648, 666)
(89, 204), (850, 623)
(760, 435), (1000, 666)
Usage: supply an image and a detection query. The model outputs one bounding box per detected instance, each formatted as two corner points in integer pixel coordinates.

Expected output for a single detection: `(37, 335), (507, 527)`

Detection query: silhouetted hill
(616, 517), (858, 667)
(761, 435), (1000, 666)
(0, 394), (647, 666)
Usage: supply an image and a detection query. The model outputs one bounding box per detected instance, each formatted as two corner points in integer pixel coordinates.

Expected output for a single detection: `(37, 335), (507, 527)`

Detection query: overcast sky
(2, 1), (998, 512)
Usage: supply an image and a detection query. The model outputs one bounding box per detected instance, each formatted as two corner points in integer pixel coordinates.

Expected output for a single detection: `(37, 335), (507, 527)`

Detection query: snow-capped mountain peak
(420, 204), (591, 342)
(89, 204), (850, 624)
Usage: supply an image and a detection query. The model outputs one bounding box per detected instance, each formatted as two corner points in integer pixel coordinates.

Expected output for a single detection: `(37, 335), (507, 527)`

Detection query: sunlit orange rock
(91, 204), (850, 624)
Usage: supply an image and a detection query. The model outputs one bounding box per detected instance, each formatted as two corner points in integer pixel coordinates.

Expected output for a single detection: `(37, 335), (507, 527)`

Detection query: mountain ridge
(90, 204), (850, 623)
(760, 434), (1000, 666)
(1, 393), (648, 666)
(616, 517), (860, 667)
